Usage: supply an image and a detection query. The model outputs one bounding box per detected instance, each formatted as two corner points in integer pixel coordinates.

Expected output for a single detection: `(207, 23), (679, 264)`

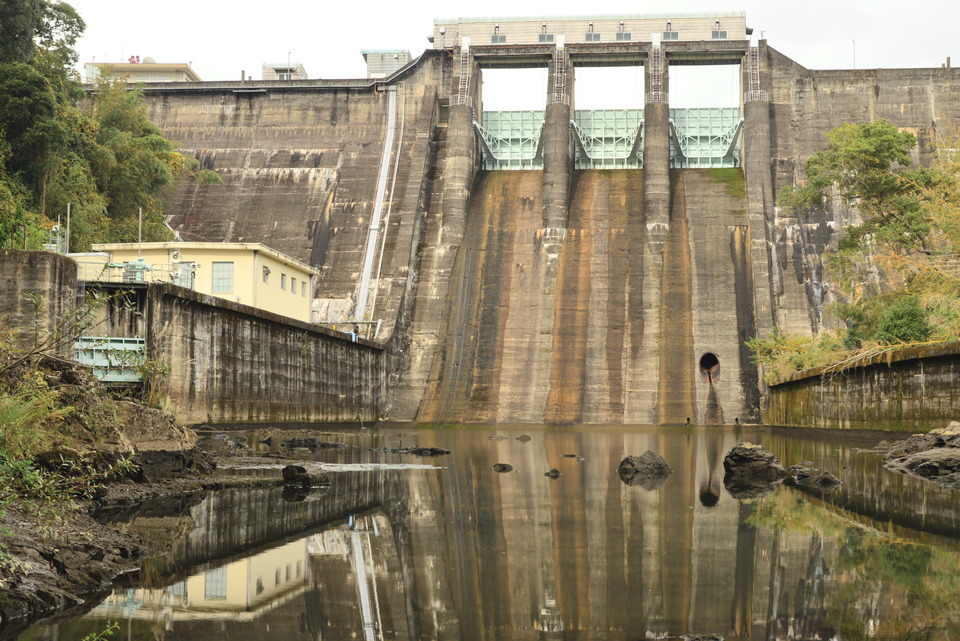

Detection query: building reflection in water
(22, 426), (960, 641)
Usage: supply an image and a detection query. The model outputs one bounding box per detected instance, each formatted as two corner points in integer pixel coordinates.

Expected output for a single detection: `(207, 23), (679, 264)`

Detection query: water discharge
(19, 425), (960, 641)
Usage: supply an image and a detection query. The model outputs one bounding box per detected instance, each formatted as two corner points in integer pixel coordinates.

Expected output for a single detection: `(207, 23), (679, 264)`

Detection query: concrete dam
(137, 14), (960, 425)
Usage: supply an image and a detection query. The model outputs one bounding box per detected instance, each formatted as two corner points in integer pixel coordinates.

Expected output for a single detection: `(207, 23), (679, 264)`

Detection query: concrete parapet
(765, 342), (960, 431)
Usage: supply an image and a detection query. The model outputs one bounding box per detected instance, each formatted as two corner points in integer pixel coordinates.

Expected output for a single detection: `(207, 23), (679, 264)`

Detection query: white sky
(68, 0), (957, 110)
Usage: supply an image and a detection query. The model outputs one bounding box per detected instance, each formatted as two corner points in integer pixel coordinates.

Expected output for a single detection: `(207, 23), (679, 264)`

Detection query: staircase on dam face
(415, 167), (757, 425)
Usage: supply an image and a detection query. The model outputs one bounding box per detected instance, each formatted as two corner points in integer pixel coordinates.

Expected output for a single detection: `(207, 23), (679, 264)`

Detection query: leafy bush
(875, 297), (931, 344)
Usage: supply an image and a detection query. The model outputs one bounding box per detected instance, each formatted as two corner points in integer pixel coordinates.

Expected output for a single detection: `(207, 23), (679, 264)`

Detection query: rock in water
(281, 465), (330, 487)
(813, 471), (842, 489)
(722, 443), (787, 500)
(618, 451), (672, 490)
(722, 442), (787, 482)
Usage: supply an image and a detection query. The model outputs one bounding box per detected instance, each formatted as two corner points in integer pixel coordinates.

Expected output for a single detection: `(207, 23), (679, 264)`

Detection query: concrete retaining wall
(0, 250), (77, 358)
(145, 283), (386, 424)
(764, 342), (960, 431)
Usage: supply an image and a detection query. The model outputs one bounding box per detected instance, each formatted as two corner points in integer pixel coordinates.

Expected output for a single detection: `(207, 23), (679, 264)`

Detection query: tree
(85, 78), (183, 243)
(0, 62), (63, 199)
(778, 120), (931, 255)
(0, 0), (215, 250)
(0, 0), (44, 64)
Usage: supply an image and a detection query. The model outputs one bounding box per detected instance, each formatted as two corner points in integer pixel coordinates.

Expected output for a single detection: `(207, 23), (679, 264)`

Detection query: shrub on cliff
(875, 297), (932, 344)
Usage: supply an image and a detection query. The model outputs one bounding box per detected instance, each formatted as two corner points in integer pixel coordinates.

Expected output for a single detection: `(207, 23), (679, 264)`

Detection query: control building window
(663, 31), (679, 40)
(712, 30), (727, 39)
(585, 32), (600, 42)
(301, 281), (307, 297)
(281, 273), (287, 290)
(204, 567), (227, 600)
(491, 24), (506, 44)
(539, 23), (553, 43)
(291, 277), (297, 294)
(616, 32), (632, 41)
(262, 265), (270, 283)
(211, 262), (234, 293)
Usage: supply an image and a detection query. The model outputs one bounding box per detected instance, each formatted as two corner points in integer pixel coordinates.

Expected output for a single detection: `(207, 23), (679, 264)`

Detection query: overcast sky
(67, 0), (957, 110)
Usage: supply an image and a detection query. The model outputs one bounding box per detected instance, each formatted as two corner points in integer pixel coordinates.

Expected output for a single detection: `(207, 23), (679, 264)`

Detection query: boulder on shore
(618, 451), (672, 490)
(883, 422), (960, 487)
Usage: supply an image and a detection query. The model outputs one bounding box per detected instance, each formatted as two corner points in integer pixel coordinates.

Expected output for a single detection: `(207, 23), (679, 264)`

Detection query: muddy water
(19, 425), (960, 640)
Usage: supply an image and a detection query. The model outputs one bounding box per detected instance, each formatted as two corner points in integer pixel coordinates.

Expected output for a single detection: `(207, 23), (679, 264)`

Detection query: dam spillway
(132, 16), (960, 424)
(368, 166), (756, 425)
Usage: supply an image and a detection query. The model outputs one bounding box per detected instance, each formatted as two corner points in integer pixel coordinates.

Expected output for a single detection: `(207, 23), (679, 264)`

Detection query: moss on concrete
(705, 168), (746, 198)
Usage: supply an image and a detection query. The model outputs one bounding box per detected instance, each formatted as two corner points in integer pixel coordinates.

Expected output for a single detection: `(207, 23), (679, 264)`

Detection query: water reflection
(18, 425), (960, 640)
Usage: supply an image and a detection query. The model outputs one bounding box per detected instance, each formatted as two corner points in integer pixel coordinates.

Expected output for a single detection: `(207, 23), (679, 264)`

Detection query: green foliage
(0, 0), (44, 64)
(875, 296), (931, 344)
(758, 121), (960, 378)
(0, 293), (137, 531)
(0, 389), (59, 457)
(0, 61), (64, 198)
(747, 328), (849, 383)
(778, 120), (930, 257)
(82, 622), (119, 641)
(0, 1), (218, 251)
(84, 78), (183, 242)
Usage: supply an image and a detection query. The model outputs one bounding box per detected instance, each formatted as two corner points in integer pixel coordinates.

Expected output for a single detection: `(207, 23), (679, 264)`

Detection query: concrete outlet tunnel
(141, 13), (960, 425)
(699, 353), (720, 383)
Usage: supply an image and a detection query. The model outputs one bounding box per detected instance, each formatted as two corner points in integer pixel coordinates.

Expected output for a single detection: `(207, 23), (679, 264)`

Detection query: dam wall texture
(131, 34), (960, 426)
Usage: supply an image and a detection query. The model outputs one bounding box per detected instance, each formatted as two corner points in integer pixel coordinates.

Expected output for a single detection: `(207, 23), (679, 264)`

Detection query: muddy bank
(0, 447), (311, 637)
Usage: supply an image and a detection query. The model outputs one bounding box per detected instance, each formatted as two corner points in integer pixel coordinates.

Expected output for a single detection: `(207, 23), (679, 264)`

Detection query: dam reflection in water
(24, 425), (960, 641)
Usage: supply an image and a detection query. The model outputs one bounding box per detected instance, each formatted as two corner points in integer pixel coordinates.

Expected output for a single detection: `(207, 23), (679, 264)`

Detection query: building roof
(86, 61), (202, 82)
(90, 242), (319, 275)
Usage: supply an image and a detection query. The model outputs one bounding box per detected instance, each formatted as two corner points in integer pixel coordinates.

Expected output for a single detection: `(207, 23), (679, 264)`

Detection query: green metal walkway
(474, 107), (742, 170)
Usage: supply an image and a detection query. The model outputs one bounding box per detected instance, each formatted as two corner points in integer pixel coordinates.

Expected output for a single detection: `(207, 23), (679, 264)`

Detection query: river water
(17, 424), (960, 640)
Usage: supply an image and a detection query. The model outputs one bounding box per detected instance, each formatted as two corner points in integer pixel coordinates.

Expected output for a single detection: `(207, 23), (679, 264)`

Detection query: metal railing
(75, 336), (145, 384)
(75, 261), (196, 289)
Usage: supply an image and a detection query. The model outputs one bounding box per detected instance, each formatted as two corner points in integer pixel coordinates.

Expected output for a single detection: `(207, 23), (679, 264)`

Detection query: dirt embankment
(0, 357), (209, 632)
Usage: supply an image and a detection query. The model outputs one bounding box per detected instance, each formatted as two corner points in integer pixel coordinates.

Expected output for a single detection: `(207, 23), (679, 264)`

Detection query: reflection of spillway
(50, 427), (960, 640)
(475, 108), (742, 170)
